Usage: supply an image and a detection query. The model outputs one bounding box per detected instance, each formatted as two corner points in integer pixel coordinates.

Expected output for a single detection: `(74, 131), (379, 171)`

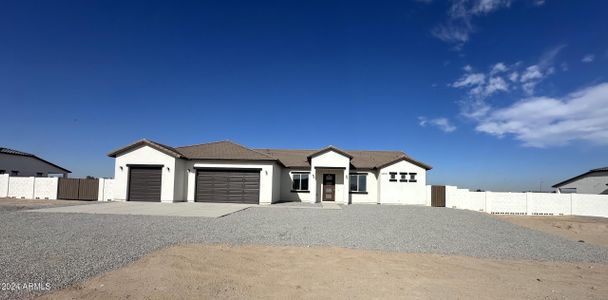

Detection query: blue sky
(1, 0), (606, 191)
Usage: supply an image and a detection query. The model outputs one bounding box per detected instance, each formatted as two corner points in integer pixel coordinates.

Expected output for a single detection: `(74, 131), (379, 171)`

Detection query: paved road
(1, 205), (607, 299)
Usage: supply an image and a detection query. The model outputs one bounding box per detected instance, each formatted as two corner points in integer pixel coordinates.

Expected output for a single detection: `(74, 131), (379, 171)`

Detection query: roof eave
(107, 139), (184, 159)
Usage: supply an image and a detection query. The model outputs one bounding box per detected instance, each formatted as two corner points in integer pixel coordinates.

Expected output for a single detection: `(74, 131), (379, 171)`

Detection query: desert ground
(500, 215), (608, 248)
(41, 244), (608, 300)
(1, 199), (607, 300)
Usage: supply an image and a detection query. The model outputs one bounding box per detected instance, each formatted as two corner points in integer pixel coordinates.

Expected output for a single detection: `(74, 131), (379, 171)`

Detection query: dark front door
(195, 169), (260, 204)
(322, 174), (335, 201)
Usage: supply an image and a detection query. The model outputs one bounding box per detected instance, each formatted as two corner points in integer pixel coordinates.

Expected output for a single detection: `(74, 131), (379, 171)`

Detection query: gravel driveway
(1, 205), (607, 299)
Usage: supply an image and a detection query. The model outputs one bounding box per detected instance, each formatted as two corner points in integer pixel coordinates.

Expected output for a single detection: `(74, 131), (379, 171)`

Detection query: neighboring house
(0, 147), (71, 177)
(108, 139), (432, 204)
(553, 167), (608, 195)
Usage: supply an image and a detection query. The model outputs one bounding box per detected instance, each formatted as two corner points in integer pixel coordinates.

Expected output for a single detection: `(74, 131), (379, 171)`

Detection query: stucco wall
(0, 153), (68, 177)
(33, 177), (58, 199)
(184, 160), (276, 204)
(98, 178), (115, 201)
(349, 171), (378, 204)
(557, 171), (608, 194)
(379, 160), (427, 205)
(7, 177), (35, 199)
(310, 151), (350, 204)
(279, 168), (313, 202)
(444, 185), (608, 217)
(271, 163), (282, 203)
(0, 174), (8, 197)
(113, 145), (178, 202)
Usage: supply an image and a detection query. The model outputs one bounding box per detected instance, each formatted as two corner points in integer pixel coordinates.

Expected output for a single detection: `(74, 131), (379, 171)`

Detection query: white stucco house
(108, 139), (432, 205)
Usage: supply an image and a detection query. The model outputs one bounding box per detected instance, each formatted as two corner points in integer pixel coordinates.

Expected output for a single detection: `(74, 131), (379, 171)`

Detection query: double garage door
(127, 167), (260, 204)
(195, 169), (260, 204)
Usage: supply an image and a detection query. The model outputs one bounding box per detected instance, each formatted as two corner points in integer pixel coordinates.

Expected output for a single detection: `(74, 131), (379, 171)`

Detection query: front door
(322, 174), (335, 201)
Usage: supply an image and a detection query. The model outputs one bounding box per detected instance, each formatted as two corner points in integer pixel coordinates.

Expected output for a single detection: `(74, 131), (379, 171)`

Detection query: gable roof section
(307, 146), (354, 160)
(108, 139), (431, 170)
(175, 141), (280, 162)
(0, 147), (71, 173)
(254, 148), (432, 170)
(552, 167), (608, 188)
(107, 139), (185, 158)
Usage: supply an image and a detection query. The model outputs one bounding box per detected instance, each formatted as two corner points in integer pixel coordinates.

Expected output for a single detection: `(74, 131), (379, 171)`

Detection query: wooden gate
(431, 185), (446, 207)
(58, 178), (99, 201)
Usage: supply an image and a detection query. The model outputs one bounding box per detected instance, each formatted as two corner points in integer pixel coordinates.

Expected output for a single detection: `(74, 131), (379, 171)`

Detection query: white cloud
(476, 82), (608, 147)
(430, 0), (517, 47)
(451, 73), (486, 88)
(451, 45), (565, 119)
(582, 54), (595, 63)
(419, 117), (457, 132)
(490, 62), (508, 74)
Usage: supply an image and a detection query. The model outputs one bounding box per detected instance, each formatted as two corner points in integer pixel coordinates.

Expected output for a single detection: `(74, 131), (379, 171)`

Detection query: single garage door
(128, 166), (162, 202)
(195, 169), (260, 204)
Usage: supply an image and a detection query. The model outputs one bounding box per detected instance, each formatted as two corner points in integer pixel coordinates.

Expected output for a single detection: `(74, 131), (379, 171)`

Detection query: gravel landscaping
(1, 205), (608, 299)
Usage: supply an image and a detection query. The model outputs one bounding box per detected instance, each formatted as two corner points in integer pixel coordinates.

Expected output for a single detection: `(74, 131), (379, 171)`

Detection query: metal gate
(58, 178), (99, 201)
(431, 185), (446, 207)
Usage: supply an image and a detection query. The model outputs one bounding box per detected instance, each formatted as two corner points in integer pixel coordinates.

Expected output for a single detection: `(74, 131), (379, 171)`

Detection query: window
(399, 172), (408, 182)
(409, 173), (417, 182)
(292, 173), (309, 192)
(350, 173), (367, 193)
(389, 172), (397, 182)
(11, 170), (19, 176)
(36, 172), (43, 177)
(0, 170), (5, 174)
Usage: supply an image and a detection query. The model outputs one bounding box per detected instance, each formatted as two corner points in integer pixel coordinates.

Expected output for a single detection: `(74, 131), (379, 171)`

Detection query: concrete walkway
(28, 201), (254, 218)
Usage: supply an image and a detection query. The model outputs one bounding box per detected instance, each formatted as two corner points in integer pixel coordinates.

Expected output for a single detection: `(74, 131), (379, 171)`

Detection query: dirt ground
(499, 215), (608, 248)
(41, 244), (608, 300)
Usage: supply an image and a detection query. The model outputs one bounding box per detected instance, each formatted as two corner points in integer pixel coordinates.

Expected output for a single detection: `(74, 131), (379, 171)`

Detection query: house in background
(0, 147), (71, 178)
(553, 167), (608, 194)
(108, 139), (431, 204)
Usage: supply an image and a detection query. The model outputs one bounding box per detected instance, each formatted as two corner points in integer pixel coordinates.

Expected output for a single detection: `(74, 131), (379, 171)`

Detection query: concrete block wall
(33, 177), (59, 200)
(8, 177), (36, 199)
(98, 178), (114, 201)
(0, 174), (8, 197)
(443, 185), (608, 218)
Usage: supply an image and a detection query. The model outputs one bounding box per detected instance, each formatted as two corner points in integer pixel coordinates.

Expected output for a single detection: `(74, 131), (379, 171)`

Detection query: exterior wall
(184, 160), (276, 204)
(349, 171), (378, 204)
(0, 174), (8, 197)
(310, 151), (350, 204)
(173, 159), (187, 202)
(379, 160), (427, 205)
(0, 153), (68, 177)
(271, 163), (282, 203)
(98, 178), (115, 201)
(113, 145), (178, 202)
(33, 177), (58, 199)
(7, 176), (35, 199)
(279, 168), (313, 202)
(556, 171), (608, 194)
(444, 185), (608, 218)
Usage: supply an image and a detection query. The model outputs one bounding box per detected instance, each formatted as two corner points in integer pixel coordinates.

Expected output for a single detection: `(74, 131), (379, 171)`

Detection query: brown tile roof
(254, 148), (432, 170)
(108, 139), (185, 158)
(175, 141), (278, 162)
(109, 139), (432, 170)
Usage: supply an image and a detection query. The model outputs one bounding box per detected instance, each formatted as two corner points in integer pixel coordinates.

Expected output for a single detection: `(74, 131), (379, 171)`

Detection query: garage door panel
(195, 170), (260, 204)
(128, 167), (162, 202)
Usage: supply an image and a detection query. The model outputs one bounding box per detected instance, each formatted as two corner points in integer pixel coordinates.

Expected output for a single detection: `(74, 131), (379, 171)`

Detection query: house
(0, 147), (71, 178)
(108, 139), (432, 204)
(553, 167), (608, 195)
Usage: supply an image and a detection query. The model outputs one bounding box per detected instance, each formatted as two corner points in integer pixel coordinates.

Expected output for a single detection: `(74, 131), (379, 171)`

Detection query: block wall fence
(0, 174), (114, 201)
(442, 185), (608, 218)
